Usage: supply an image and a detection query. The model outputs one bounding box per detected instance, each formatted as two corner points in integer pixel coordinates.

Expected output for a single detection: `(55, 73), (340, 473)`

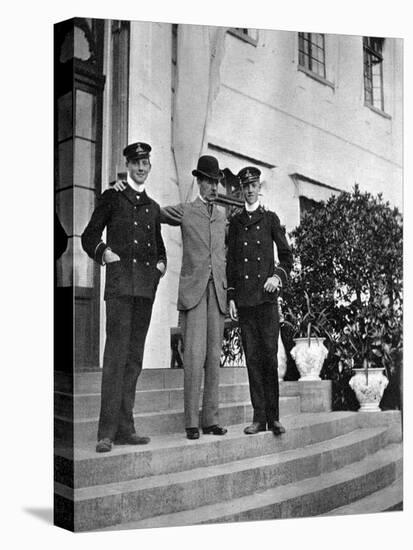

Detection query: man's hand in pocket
(103, 249), (121, 264)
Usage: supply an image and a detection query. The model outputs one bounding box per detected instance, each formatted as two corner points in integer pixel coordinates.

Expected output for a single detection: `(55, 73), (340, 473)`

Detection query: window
(228, 27), (258, 46)
(298, 32), (326, 78)
(363, 36), (384, 111)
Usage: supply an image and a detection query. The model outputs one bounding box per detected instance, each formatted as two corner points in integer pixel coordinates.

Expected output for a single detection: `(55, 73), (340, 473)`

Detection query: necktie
(208, 203), (213, 216)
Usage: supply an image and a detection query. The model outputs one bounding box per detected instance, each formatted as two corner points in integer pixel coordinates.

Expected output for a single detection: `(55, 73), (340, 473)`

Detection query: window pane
(58, 92), (73, 142)
(313, 34), (324, 48)
(313, 61), (325, 77)
(75, 90), (96, 140)
(57, 140), (73, 189)
(312, 47), (324, 62)
(74, 138), (95, 188)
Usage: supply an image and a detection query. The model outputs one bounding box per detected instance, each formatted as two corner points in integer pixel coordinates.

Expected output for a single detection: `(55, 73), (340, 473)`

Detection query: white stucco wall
(208, 30), (402, 233)
(101, 22), (402, 369)
(127, 22), (182, 368)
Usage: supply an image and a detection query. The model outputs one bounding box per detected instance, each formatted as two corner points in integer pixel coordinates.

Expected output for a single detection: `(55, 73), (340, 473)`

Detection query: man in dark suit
(82, 142), (167, 452)
(227, 167), (293, 436)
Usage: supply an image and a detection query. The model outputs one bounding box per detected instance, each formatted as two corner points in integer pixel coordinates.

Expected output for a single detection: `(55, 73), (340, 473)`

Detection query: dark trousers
(238, 302), (280, 424)
(98, 296), (153, 441)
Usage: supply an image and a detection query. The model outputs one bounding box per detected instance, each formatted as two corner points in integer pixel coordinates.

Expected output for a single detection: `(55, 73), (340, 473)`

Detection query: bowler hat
(192, 155), (222, 181)
(238, 166), (261, 185)
(123, 142), (151, 161)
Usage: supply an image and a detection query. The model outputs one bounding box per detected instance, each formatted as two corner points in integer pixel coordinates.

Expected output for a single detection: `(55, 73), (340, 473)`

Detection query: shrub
(284, 185), (403, 409)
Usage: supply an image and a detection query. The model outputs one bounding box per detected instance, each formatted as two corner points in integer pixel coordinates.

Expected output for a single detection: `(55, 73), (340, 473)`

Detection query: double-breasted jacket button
(145, 208), (149, 213)
(134, 239), (138, 244)
(257, 274), (261, 278)
(134, 221), (138, 226)
(147, 224), (151, 229)
(244, 241), (248, 246)
(244, 258), (248, 262)
(257, 240), (261, 244)
(147, 243), (151, 247)
(245, 275), (249, 279)
(133, 259), (137, 263)
(146, 261), (150, 266)
(257, 257), (261, 261)
(245, 227), (248, 231)
(256, 225), (260, 230)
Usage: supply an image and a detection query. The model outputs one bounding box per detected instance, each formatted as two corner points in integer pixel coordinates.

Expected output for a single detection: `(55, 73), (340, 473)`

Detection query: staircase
(54, 368), (403, 532)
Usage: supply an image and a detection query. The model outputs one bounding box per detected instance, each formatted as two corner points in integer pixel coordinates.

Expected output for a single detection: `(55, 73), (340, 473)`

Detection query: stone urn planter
(290, 337), (328, 381)
(349, 367), (389, 411)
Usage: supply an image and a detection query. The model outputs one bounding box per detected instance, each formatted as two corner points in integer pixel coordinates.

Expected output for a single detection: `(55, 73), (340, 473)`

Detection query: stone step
(54, 423), (401, 531)
(55, 381), (312, 419)
(55, 367), (250, 394)
(95, 443), (402, 531)
(322, 476), (403, 515)
(55, 383), (253, 419)
(54, 411), (400, 490)
(55, 397), (302, 444)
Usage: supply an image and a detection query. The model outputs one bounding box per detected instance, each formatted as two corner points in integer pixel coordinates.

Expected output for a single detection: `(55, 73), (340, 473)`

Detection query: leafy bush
(283, 185), (403, 409)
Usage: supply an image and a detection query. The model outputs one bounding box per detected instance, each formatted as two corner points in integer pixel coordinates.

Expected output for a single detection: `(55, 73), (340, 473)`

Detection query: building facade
(54, 19), (403, 372)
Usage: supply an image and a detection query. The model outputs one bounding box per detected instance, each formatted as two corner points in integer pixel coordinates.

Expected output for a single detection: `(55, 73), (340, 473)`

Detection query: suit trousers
(98, 296), (153, 441)
(238, 302), (280, 424)
(180, 279), (225, 428)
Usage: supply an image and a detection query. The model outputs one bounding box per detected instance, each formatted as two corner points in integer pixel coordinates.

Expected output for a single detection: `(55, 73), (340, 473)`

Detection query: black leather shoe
(186, 427), (200, 440)
(114, 433), (151, 445)
(243, 422), (267, 435)
(270, 421), (286, 436)
(96, 438), (113, 453)
(202, 424), (228, 435)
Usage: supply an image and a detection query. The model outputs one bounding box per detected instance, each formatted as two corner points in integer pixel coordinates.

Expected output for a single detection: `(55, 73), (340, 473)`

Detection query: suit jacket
(81, 184), (167, 301)
(161, 197), (227, 314)
(227, 206), (293, 308)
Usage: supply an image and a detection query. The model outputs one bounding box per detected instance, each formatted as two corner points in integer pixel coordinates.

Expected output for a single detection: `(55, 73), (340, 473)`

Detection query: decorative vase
(349, 367), (389, 412)
(290, 337), (328, 380)
(277, 333), (287, 381)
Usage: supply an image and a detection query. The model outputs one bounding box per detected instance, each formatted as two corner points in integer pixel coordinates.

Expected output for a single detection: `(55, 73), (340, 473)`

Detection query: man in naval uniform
(81, 142), (167, 452)
(160, 155), (228, 440)
(226, 166), (293, 436)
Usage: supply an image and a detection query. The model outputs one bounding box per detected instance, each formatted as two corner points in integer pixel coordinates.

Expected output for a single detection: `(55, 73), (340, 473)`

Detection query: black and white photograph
(3, 1), (411, 548)
(53, 13), (403, 532)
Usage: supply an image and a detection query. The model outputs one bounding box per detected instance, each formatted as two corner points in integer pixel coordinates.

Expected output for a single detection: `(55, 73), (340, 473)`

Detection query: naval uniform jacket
(160, 197), (227, 314)
(81, 184), (167, 301)
(226, 206), (292, 308)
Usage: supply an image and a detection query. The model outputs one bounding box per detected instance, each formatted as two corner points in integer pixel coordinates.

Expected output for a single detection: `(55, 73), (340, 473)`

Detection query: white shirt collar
(245, 200), (260, 213)
(198, 193), (208, 204)
(127, 173), (145, 194)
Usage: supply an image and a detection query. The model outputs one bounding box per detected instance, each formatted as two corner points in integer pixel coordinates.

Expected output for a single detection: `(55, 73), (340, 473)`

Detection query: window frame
(298, 32), (327, 79)
(363, 36), (385, 113)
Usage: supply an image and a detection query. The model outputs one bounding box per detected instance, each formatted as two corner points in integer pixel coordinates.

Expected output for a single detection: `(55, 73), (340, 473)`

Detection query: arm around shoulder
(160, 203), (185, 226)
